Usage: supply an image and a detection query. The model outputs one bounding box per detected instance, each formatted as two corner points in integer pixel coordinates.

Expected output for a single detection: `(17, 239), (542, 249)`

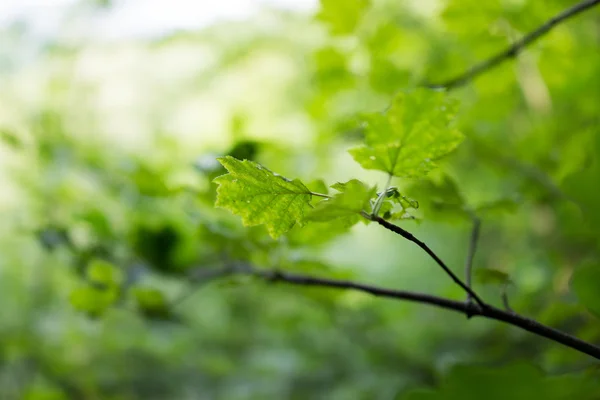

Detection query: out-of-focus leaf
(287, 217), (357, 246)
(571, 262), (600, 318)
(0, 129), (22, 149)
(349, 89), (464, 178)
(404, 362), (600, 400)
(563, 165), (600, 228)
(308, 179), (375, 227)
(131, 223), (180, 271)
(475, 268), (511, 286)
(227, 140), (261, 162)
(22, 385), (67, 400)
(132, 286), (171, 319)
(69, 285), (118, 317)
(312, 47), (354, 91)
(214, 156), (313, 238)
(78, 208), (113, 239)
(36, 226), (71, 251)
(475, 198), (520, 215)
(317, 0), (370, 35)
(86, 259), (123, 288)
(131, 164), (171, 197)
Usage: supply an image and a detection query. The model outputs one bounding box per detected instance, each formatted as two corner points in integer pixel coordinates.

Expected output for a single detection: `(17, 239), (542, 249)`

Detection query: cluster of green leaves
(1, 0), (600, 398)
(215, 89), (462, 239)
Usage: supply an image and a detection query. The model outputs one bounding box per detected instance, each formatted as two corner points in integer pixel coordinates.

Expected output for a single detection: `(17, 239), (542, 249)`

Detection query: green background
(0, 0), (599, 398)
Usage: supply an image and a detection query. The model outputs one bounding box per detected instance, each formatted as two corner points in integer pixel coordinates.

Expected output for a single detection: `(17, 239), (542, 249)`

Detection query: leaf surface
(214, 156), (313, 238)
(308, 179), (376, 227)
(350, 89), (464, 177)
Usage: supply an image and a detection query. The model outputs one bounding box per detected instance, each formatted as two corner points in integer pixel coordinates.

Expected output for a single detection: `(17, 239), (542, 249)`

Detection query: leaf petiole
(310, 191), (332, 199)
(371, 174), (392, 217)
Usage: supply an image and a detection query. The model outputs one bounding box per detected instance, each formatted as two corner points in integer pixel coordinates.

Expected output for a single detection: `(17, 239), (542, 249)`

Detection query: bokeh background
(1, 0), (599, 399)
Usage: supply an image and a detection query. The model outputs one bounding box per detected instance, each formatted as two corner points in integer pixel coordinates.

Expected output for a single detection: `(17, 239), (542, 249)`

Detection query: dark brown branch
(425, 0), (600, 89)
(191, 265), (600, 360)
(465, 216), (481, 302)
(259, 269), (600, 360)
(370, 215), (487, 308)
(263, 270), (600, 360)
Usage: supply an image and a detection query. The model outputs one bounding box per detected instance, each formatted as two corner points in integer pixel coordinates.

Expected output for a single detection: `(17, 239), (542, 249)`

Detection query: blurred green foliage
(0, 0), (599, 398)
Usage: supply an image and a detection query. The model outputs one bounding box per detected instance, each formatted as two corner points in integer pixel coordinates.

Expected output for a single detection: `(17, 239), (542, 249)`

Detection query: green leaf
(317, 0), (370, 35)
(306, 179), (329, 206)
(0, 129), (23, 149)
(475, 198), (519, 216)
(475, 268), (511, 285)
(214, 156), (313, 238)
(380, 187), (419, 209)
(130, 163), (171, 197)
(69, 285), (118, 316)
(349, 89), (464, 178)
(308, 179), (376, 226)
(130, 221), (185, 273)
(571, 262), (600, 317)
(86, 259), (123, 288)
(227, 140), (261, 162)
(132, 286), (171, 319)
(22, 384), (67, 400)
(287, 218), (357, 246)
(377, 187), (419, 221)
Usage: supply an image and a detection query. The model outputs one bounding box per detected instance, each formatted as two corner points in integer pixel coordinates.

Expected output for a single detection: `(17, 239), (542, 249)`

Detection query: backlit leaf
(69, 285), (118, 317)
(349, 89), (464, 178)
(214, 156), (313, 238)
(308, 179), (376, 227)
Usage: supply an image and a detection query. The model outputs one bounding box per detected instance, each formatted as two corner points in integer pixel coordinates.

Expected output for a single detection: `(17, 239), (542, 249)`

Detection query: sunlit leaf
(317, 0), (370, 35)
(308, 179), (375, 226)
(349, 89), (464, 178)
(214, 156), (313, 238)
(307, 179), (329, 206)
(376, 187), (419, 221)
(69, 285), (118, 317)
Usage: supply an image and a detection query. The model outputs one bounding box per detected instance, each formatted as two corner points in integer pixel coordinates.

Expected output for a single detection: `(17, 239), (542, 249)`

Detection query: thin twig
(191, 265), (600, 360)
(425, 0), (600, 89)
(465, 215), (481, 303)
(259, 270), (600, 360)
(369, 215), (487, 308)
(502, 283), (514, 313)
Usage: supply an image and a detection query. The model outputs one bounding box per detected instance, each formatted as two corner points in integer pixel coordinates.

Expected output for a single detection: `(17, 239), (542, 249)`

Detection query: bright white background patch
(0, 0), (317, 39)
